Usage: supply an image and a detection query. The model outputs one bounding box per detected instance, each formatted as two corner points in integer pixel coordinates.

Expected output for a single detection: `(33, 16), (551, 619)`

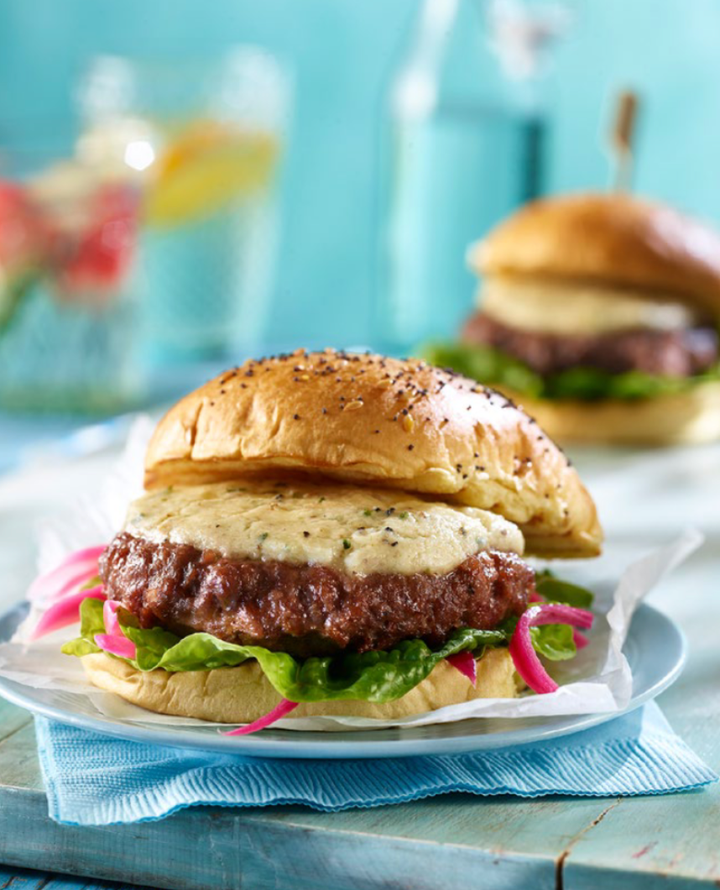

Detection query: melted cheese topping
(125, 479), (524, 576)
(480, 277), (701, 335)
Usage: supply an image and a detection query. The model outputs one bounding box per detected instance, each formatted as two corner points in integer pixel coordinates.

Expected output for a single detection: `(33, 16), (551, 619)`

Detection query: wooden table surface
(0, 442), (718, 890)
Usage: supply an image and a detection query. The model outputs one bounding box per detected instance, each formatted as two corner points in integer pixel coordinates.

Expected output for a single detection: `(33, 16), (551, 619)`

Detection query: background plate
(0, 601), (685, 759)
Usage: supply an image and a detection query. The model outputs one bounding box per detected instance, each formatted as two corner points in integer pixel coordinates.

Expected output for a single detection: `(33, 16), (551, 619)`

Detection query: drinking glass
(78, 49), (290, 363)
(0, 140), (143, 413)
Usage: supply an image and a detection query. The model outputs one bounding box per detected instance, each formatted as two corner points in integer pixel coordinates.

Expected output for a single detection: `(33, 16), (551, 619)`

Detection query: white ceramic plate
(0, 601), (684, 759)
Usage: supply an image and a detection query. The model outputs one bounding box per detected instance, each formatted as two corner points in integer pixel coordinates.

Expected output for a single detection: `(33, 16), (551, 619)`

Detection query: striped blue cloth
(35, 703), (716, 826)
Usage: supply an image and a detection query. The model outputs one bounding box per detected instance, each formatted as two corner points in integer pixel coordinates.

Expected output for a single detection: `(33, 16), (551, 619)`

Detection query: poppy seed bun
(469, 193), (720, 318)
(81, 647), (522, 724)
(497, 380), (720, 446)
(144, 350), (602, 558)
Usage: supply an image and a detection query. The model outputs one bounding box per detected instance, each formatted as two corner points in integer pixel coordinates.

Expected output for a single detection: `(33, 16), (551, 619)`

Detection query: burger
(33, 350), (602, 731)
(425, 193), (720, 445)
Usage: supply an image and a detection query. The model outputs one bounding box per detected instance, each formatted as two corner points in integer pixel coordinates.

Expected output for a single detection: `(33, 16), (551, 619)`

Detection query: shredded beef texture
(462, 311), (719, 377)
(99, 532), (534, 657)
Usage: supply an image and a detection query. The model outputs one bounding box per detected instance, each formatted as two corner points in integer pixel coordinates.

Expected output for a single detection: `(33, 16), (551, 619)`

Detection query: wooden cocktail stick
(609, 90), (639, 192)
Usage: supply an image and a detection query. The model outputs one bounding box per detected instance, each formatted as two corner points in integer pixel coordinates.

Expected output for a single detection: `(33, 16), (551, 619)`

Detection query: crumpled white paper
(0, 418), (703, 731)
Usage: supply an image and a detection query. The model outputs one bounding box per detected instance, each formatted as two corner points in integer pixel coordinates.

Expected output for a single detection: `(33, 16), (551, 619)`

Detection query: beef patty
(462, 311), (719, 377)
(99, 532), (534, 657)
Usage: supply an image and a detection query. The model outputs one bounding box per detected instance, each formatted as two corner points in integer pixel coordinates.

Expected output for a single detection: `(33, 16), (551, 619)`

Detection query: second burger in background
(425, 193), (720, 445)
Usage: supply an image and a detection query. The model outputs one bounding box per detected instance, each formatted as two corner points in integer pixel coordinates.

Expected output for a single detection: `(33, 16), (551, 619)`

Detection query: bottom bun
(81, 647), (521, 723)
(500, 380), (720, 446)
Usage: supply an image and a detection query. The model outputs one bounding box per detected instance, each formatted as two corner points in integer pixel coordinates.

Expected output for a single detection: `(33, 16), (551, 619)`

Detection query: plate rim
(0, 602), (686, 759)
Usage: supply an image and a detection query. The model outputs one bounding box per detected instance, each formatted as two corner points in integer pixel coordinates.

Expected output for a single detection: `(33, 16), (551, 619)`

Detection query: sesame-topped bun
(469, 193), (720, 318)
(144, 349), (602, 558)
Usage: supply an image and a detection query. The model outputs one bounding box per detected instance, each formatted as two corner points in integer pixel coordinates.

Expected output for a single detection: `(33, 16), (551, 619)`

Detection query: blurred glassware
(379, 0), (572, 354)
(0, 141), (143, 414)
(77, 49), (290, 363)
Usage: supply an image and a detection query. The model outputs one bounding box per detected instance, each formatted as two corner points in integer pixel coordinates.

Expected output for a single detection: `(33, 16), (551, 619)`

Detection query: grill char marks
(99, 532), (534, 658)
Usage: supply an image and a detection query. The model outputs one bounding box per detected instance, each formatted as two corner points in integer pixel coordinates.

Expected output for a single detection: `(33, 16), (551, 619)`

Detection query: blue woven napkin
(35, 702), (716, 826)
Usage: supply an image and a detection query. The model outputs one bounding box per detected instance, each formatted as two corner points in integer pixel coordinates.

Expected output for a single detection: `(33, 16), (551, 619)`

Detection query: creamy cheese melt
(125, 479), (524, 576)
(480, 277), (701, 335)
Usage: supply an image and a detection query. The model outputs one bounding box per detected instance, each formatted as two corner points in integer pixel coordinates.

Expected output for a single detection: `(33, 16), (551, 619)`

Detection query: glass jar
(77, 49), (290, 364)
(0, 140), (143, 413)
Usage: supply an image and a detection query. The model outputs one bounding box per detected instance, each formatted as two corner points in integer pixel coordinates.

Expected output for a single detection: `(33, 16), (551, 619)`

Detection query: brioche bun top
(469, 193), (720, 318)
(145, 350), (601, 559)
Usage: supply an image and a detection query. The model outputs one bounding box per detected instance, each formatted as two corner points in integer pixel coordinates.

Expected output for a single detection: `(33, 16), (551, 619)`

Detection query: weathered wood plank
(0, 870), (47, 890)
(258, 793), (610, 855)
(0, 721), (44, 791)
(0, 697), (32, 742)
(0, 869), (46, 890)
(0, 865), (152, 890)
(564, 592), (720, 888)
(565, 773), (720, 886)
(0, 786), (575, 890)
(566, 841), (720, 890)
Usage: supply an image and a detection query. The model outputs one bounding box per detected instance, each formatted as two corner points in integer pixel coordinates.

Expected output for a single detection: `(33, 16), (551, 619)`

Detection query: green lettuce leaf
(422, 342), (720, 403)
(424, 341), (545, 398)
(530, 623), (577, 661)
(536, 572), (594, 610)
(63, 598), (508, 703)
(498, 613), (580, 663)
(532, 574), (594, 660)
(60, 595), (107, 658)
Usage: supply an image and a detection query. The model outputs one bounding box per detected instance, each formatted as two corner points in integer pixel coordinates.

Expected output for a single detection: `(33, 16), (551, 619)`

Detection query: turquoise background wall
(1, 0), (719, 347)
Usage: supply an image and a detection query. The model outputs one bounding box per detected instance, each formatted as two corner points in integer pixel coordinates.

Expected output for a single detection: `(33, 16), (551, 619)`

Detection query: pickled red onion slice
(95, 633), (137, 660)
(446, 651), (477, 685)
(28, 562), (98, 603)
(103, 600), (122, 637)
(222, 698), (299, 736)
(27, 545), (106, 602)
(29, 585), (106, 640)
(531, 603), (593, 630)
(509, 603), (594, 695)
(529, 593), (590, 649)
(573, 630), (590, 649)
(93, 600), (137, 660)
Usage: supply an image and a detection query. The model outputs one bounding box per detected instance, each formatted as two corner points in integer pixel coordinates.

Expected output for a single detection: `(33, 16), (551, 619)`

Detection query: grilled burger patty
(462, 311), (719, 377)
(99, 532), (535, 657)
